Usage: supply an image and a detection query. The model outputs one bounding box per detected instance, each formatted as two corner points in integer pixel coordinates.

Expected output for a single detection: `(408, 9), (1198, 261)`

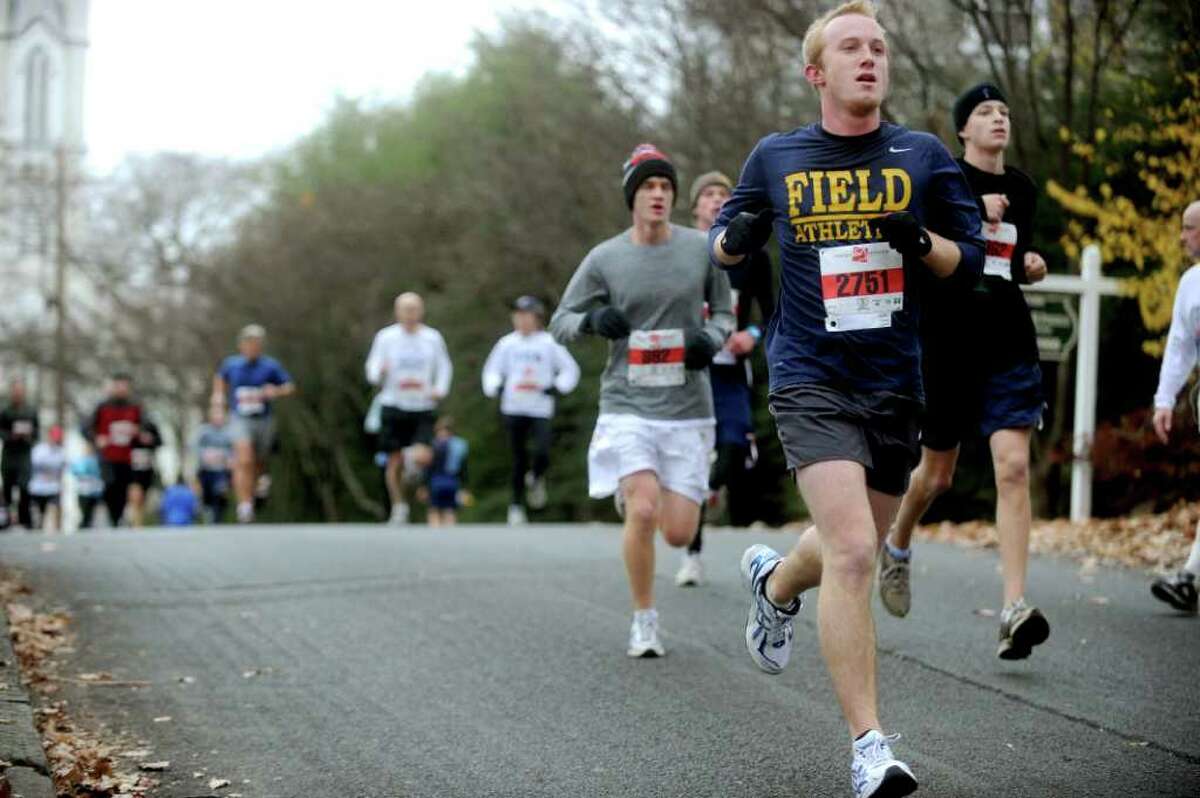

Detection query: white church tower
(0, 0), (89, 157)
(0, 0), (89, 418)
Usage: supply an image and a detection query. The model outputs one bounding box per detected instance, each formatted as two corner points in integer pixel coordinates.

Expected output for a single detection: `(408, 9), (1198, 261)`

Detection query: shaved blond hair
(803, 0), (881, 68)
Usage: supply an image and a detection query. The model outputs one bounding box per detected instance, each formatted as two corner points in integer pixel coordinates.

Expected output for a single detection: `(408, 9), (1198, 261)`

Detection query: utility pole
(54, 144), (68, 428)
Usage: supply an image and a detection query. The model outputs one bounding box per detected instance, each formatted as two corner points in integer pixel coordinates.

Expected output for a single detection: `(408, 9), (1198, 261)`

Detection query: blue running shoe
(740, 544), (801, 674)
(851, 730), (917, 798)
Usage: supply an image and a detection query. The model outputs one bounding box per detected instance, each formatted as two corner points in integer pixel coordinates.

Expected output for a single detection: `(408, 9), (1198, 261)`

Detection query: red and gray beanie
(621, 143), (678, 209)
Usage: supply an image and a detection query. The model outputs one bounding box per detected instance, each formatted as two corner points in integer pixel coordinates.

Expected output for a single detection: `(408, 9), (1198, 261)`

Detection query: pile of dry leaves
(917, 500), (1199, 572)
(0, 572), (158, 798)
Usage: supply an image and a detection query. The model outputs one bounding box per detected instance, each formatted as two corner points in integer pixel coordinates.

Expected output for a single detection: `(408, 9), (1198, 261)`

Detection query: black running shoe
(1151, 571), (1198, 614)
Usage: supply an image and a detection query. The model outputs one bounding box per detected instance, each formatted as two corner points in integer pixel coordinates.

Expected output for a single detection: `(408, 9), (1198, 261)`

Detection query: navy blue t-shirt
(711, 122), (984, 402)
(218, 355), (292, 418)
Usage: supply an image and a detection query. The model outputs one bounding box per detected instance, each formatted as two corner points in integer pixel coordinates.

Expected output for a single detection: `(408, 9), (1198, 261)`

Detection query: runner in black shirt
(880, 82), (1052, 662)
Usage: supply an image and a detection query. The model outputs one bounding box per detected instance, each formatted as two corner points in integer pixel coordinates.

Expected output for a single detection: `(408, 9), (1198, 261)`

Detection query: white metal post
(1022, 243), (1120, 522)
(1070, 245), (1103, 522)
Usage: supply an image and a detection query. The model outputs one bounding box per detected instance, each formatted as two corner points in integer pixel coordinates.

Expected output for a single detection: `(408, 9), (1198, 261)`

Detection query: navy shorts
(921, 348), (1043, 451)
(428, 474), (460, 510)
(711, 364), (753, 447)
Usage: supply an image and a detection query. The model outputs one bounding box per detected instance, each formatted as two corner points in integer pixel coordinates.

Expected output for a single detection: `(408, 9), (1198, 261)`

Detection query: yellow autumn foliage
(1047, 66), (1200, 356)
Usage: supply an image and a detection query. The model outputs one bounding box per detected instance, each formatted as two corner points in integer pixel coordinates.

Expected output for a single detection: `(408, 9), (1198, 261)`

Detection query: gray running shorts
(227, 414), (277, 457)
(769, 383), (921, 497)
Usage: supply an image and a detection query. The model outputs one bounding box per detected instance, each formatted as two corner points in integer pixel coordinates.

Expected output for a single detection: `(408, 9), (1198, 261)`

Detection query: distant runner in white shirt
(1150, 199), (1200, 615)
(28, 426), (66, 532)
(482, 295), (580, 525)
(365, 292), (453, 525)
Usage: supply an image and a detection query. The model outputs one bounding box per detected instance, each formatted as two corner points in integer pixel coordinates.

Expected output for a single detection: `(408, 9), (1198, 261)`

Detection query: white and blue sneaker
(740, 544), (801, 674)
(627, 609), (665, 658)
(851, 730), (917, 798)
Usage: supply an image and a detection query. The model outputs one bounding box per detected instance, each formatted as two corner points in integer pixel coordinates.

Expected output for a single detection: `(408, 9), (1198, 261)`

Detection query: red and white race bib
(235, 386), (266, 416)
(713, 288), (741, 366)
(628, 329), (686, 387)
(819, 242), (904, 332)
(108, 420), (137, 447)
(983, 221), (1018, 281)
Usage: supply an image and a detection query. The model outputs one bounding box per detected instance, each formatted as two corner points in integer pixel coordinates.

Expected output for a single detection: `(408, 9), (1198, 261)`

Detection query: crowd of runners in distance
(0, 2), (1197, 794)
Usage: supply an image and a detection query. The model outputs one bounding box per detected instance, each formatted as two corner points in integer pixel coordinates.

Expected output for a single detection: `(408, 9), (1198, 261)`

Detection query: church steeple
(0, 0), (89, 155)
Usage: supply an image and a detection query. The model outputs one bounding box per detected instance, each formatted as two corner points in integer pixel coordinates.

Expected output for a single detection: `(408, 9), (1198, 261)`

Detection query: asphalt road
(0, 524), (1196, 797)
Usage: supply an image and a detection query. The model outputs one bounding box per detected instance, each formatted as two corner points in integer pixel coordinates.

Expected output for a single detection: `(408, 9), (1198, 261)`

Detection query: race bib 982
(628, 329), (686, 387)
(983, 222), (1018, 281)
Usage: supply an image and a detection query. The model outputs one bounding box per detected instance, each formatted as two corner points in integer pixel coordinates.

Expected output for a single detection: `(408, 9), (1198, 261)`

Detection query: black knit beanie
(621, 143), (678, 209)
(953, 82), (1008, 142)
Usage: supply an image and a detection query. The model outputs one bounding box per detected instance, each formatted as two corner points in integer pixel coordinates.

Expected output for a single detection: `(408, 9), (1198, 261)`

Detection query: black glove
(684, 330), (720, 370)
(582, 306), (631, 339)
(721, 209), (776, 256)
(869, 211), (932, 257)
(543, 386), (560, 397)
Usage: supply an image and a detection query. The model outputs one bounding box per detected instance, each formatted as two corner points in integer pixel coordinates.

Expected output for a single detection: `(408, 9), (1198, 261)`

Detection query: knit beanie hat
(622, 143), (677, 209)
(953, 82), (1008, 142)
(689, 171), (733, 210)
(512, 295), (545, 316)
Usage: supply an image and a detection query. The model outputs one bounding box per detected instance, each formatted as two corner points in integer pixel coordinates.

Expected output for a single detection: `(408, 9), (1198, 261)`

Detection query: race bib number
(983, 222), (1018, 281)
(109, 420), (137, 447)
(235, 386), (266, 416)
(12, 420), (33, 437)
(819, 243), (904, 332)
(200, 447), (229, 470)
(628, 329), (686, 387)
(513, 366), (543, 394)
(131, 448), (153, 471)
(713, 288), (740, 366)
(394, 373), (428, 403)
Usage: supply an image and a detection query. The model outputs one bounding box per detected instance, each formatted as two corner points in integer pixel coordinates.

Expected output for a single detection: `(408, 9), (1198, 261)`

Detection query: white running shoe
(254, 474), (272, 500)
(740, 544), (801, 674)
(851, 730), (918, 798)
(236, 501), (254, 524)
(389, 502), (409, 526)
(507, 504), (527, 526)
(627, 610), (665, 658)
(675, 552), (704, 587)
(525, 472), (548, 510)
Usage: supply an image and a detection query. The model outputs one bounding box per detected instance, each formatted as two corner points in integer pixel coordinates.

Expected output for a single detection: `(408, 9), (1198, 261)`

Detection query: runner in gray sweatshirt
(550, 143), (734, 658)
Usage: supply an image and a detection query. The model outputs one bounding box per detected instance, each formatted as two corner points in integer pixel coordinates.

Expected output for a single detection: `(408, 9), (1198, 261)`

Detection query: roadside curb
(0, 612), (54, 798)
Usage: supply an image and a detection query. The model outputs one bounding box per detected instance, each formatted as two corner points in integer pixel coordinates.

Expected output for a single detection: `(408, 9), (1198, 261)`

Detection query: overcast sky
(83, 0), (560, 173)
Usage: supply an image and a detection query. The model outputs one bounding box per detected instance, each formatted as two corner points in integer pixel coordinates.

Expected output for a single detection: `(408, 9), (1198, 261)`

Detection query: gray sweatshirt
(550, 225), (734, 421)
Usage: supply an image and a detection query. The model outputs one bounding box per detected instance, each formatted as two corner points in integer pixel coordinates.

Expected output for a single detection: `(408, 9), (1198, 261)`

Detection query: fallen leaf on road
(1088, 596), (1110, 605)
(973, 608), (997, 617)
(178, 676), (196, 684)
(78, 672), (114, 682)
(1128, 740), (1150, 747)
(209, 777), (231, 789)
(119, 749), (151, 759)
(152, 716), (171, 723)
(138, 761), (169, 771)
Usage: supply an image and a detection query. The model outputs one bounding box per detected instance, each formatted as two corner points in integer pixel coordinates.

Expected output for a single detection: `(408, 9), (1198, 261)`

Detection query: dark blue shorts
(428, 474), (460, 510)
(922, 352), (1043, 451)
(711, 365), (753, 446)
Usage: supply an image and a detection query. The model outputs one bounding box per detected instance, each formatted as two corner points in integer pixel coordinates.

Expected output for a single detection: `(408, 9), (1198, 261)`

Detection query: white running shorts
(587, 414), (715, 505)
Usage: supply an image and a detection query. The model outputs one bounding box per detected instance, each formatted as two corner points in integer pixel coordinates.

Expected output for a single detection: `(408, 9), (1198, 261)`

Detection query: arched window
(23, 46), (49, 145)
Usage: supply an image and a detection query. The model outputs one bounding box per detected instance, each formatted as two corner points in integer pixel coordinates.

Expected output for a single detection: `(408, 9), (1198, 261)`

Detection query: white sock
(1183, 521), (1200, 576)
(634, 608), (657, 622)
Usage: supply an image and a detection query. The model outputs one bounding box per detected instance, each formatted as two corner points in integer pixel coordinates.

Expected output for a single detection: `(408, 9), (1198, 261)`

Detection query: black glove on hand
(582, 306), (632, 339)
(721, 209), (776, 256)
(543, 386), (560, 397)
(684, 330), (720, 370)
(869, 211), (932, 257)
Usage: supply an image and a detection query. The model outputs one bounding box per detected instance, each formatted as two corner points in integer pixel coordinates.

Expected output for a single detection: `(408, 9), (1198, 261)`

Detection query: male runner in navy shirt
(212, 325), (295, 523)
(710, 3), (983, 795)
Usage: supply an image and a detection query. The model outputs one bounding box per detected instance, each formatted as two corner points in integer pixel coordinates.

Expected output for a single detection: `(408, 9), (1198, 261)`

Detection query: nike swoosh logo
(889, 146), (913, 153)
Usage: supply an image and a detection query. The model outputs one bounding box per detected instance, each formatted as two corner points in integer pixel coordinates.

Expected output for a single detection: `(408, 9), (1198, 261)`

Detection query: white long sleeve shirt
(481, 330), (580, 419)
(1155, 263), (1200, 410)
(365, 323), (453, 412)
